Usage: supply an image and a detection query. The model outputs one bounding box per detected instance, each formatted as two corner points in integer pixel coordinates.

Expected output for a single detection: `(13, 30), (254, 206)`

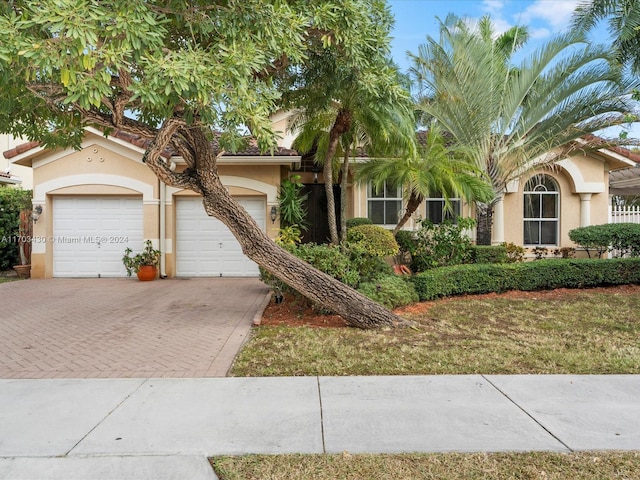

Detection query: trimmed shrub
(569, 223), (640, 258)
(259, 242), (360, 303)
(346, 224), (399, 258)
(346, 217), (373, 229)
(411, 258), (640, 301)
(358, 275), (419, 309)
(293, 243), (360, 287)
(471, 245), (508, 264)
(608, 223), (640, 257)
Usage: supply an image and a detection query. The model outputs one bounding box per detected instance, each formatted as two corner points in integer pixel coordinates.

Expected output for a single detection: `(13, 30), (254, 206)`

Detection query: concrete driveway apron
(0, 278), (270, 379)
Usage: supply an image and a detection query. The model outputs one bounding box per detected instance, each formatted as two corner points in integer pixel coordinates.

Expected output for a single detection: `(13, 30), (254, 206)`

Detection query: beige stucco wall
(352, 151), (611, 250)
(503, 154), (611, 250)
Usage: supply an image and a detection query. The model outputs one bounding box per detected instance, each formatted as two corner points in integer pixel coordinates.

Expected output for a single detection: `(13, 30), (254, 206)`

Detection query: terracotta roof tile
(3, 130), (299, 160)
(3, 141), (41, 159)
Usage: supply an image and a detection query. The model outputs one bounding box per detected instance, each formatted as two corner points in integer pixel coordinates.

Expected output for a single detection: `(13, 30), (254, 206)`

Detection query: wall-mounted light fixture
(270, 205), (278, 224)
(32, 205), (43, 223)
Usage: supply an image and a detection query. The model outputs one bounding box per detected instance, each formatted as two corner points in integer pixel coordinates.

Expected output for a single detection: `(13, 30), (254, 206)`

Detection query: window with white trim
(367, 181), (401, 226)
(523, 175), (559, 246)
(425, 196), (461, 224)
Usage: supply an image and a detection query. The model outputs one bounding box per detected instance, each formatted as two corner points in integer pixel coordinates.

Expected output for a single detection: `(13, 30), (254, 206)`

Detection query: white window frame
(523, 175), (560, 246)
(367, 181), (402, 226)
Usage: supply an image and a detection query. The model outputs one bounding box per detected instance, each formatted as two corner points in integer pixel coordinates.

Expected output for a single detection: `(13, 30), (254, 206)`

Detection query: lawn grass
(211, 451), (640, 480)
(230, 288), (640, 376)
(0, 277), (19, 284)
(220, 290), (640, 478)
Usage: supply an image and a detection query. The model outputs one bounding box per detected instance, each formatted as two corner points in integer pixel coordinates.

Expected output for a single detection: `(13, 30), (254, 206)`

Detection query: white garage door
(176, 197), (265, 277)
(53, 197), (144, 277)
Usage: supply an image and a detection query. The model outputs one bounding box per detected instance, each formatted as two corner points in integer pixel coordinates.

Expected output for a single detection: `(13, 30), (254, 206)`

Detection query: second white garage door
(176, 197), (265, 277)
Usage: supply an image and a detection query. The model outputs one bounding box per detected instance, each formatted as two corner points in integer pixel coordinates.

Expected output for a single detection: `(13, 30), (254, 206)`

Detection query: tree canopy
(411, 14), (640, 244)
(0, 0), (409, 329)
(572, 0), (640, 73)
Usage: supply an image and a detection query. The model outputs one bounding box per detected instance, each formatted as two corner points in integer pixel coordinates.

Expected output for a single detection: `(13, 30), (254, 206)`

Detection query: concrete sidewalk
(1, 375), (639, 479)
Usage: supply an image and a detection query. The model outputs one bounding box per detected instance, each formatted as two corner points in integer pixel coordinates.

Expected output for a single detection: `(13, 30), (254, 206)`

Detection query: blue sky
(388, 0), (599, 71)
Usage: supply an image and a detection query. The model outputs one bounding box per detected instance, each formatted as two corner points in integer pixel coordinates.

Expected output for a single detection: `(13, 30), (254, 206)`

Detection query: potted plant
(122, 240), (161, 281)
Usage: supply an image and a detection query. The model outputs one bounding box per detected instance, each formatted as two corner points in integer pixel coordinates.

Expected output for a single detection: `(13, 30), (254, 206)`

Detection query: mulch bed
(260, 284), (640, 328)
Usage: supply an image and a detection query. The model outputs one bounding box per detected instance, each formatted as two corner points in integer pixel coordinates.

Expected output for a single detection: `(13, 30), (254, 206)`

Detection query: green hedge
(346, 217), (373, 229)
(411, 258), (640, 300)
(471, 245), (508, 264)
(358, 276), (419, 309)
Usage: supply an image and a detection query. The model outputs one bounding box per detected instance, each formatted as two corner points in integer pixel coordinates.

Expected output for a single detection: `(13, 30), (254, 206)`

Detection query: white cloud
(529, 27), (552, 40)
(519, 0), (581, 29)
(482, 0), (505, 14)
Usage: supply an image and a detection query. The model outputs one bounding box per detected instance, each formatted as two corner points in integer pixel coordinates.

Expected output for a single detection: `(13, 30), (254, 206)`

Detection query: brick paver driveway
(0, 278), (270, 379)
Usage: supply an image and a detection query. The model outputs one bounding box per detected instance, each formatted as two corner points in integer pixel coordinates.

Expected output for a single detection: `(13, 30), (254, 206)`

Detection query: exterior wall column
(492, 195), (505, 245)
(579, 193), (592, 227)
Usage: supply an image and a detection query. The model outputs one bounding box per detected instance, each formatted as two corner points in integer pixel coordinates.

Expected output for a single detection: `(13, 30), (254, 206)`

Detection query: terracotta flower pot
(13, 264), (31, 279)
(136, 265), (157, 281)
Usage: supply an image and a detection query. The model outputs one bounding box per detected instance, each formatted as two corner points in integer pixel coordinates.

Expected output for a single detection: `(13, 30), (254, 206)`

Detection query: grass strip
(211, 451), (640, 480)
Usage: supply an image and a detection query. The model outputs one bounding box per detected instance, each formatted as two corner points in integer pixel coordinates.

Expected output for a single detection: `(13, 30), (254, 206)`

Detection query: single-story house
(4, 120), (638, 278)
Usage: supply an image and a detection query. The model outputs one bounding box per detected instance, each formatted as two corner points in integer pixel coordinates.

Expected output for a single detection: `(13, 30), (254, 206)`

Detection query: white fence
(609, 205), (640, 224)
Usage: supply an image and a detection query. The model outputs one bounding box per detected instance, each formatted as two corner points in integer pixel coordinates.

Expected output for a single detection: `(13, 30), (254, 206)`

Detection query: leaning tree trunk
(202, 180), (402, 329)
(142, 119), (402, 329)
(393, 192), (423, 235)
(475, 202), (493, 246)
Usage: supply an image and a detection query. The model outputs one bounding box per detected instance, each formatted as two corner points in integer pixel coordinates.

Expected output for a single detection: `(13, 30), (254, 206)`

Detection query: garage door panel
(176, 197), (264, 277)
(53, 197), (144, 277)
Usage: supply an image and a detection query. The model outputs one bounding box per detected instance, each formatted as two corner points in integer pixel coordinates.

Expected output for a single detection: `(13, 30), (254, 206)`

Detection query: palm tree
(355, 122), (493, 234)
(411, 14), (639, 244)
(572, 0), (640, 73)
(288, 57), (416, 244)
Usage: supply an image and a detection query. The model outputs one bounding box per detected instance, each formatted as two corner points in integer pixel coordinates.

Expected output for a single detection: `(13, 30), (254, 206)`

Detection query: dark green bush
(471, 245), (508, 264)
(349, 253), (394, 283)
(346, 217), (373, 229)
(346, 224), (399, 258)
(395, 230), (417, 255)
(411, 218), (476, 271)
(608, 223), (640, 257)
(0, 188), (32, 271)
(293, 243), (360, 287)
(411, 258), (640, 300)
(358, 275), (419, 309)
(569, 223), (640, 258)
(259, 242), (360, 303)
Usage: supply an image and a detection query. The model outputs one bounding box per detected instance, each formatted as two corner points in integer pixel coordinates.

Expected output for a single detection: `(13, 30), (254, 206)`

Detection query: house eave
(171, 155), (301, 166)
(0, 176), (22, 185)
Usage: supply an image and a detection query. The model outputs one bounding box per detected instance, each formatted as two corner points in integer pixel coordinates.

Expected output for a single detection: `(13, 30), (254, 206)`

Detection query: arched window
(523, 175), (559, 246)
